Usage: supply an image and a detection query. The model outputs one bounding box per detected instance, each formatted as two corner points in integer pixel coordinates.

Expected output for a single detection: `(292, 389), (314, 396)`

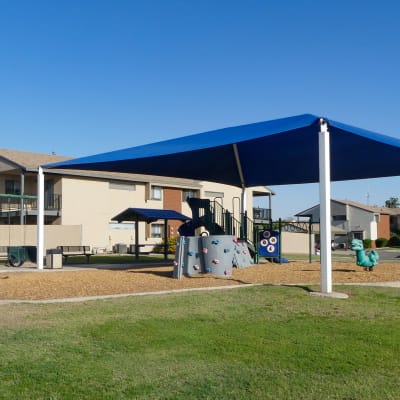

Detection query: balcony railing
(253, 207), (271, 222)
(0, 193), (62, 212)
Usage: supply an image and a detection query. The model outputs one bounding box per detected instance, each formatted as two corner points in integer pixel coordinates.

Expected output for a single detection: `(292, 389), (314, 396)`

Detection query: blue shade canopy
(112, 208), (190, 223)
(46, 114), (400, 187)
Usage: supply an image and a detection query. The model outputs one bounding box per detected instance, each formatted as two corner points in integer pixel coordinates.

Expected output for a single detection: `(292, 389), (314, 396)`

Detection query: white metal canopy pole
(37, 166), (45, 269)
(318, 118), (332, 293)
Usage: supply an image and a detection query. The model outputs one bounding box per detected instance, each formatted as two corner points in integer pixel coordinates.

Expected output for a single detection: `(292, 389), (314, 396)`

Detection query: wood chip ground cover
(0, 261), (399, 300)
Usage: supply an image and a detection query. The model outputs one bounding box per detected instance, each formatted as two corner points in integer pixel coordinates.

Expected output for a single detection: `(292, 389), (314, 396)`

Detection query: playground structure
(174, 197), (275, 278)
(350, 238), (379, 271)
(174, 197), (256, 278)
(178, 197), (255, 247)
(173, 198), (327, 278)
(173, 235), (253, 278)
(258, 228), (288, 263)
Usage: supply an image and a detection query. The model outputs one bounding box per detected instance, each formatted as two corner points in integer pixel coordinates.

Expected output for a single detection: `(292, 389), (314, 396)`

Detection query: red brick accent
(377, 214), (390, 239)
(163, 188), (182, 238)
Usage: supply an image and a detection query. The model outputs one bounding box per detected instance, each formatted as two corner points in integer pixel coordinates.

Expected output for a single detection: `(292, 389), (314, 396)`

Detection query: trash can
(7, 246), (27, 267)
(24, 246), (37, 263)
(46, 248), (63, 269)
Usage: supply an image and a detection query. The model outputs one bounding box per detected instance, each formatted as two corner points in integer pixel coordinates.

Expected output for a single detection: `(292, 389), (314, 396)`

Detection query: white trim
(318, 119), (332, 293)
(37, 167), (45, 269)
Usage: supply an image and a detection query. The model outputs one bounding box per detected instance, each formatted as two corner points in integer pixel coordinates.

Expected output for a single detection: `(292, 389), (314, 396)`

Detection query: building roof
(296, 198), (393, 217)
(0, 148), (276, 193)
(333, 199), (391, 215)
(0, 148), (70, 171)
(311, 223), (347, 235)
(0, 148), (202, 189)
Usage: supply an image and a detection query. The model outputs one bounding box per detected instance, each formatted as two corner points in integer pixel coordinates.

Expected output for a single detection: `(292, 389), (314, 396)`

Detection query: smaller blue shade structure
(112, 208), (189, 224)
(111, 208), (189, 260)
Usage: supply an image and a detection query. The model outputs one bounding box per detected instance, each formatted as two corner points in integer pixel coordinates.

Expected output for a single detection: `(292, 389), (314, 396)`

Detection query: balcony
(253, 207), (271, 224)
(0, 193), (62, 220)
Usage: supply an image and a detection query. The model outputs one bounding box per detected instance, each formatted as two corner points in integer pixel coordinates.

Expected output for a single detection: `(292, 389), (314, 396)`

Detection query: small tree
(363, 238), (372, 249)
(152, 236), (178, 254)
(384, 197), (400, 208)
(375, 237), (388, 248)
(387, 235), (400, 247)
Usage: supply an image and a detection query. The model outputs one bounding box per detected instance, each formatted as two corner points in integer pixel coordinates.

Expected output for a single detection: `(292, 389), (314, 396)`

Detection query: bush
(152, 236), (178, 254)
(387, 235), (400, 247)
(375, 237), (388, 248)
(363, 239), (372, 249)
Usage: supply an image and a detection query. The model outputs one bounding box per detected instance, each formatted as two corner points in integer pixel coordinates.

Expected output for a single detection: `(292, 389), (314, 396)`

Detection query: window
(44, 180), (55, 209)
(109, 182), (136, 191)
(353, 231), (364, 240)
(151, 186), (162, 200)
(45, 179), (54, 196)
(204, 191), (224, 198)
(332, 215), (346, 221)
(5, 180), (21, 195)
(151, 223), (163, 238)
(182, 189), (198, 201)
(109, 222), (135, 230)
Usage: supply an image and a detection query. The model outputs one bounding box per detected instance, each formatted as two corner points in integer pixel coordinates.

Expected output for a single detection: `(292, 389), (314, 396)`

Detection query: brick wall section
(377, 214), (390, 239)
(163, 188), (182, 238)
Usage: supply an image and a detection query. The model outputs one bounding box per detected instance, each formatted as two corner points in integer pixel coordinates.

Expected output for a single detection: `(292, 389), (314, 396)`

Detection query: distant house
(295, 199), (391, 246)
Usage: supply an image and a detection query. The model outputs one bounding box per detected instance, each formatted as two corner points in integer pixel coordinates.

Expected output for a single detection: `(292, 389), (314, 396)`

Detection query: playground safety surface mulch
(0, 260), (399, 301)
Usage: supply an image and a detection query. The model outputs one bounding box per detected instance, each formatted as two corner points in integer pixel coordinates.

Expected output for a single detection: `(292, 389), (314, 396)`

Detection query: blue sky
(1, 0), (400, 218)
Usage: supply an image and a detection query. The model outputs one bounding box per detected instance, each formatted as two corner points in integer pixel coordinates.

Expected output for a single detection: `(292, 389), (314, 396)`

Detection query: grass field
(0, 285), (399, 399)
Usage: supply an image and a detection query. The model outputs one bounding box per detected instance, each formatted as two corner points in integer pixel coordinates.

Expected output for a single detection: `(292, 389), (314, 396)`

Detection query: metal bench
(58, 246), (92, 263)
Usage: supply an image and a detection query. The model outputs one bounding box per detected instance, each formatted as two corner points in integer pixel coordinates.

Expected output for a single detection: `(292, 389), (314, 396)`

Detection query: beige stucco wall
(280, 232), (315, 254)
(58, 176), (270, 250)
(0, 225), (81, 250)
(61, 176), (148, 250)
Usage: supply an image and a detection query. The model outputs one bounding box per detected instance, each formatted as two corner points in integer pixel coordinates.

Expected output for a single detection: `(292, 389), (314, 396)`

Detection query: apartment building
(0, 149), (271, 252)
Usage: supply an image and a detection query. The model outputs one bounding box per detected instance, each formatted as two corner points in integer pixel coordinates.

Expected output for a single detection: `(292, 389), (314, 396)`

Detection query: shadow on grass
(281, 284), (315, 293)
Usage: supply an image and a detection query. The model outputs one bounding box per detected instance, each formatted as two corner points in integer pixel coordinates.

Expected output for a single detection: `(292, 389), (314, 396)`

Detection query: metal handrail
(0, 193), (62, 212)
(209, 199), (255, 249)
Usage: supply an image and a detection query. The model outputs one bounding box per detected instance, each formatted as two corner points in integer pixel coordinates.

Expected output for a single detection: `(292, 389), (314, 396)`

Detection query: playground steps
(178, 197), (255, 251)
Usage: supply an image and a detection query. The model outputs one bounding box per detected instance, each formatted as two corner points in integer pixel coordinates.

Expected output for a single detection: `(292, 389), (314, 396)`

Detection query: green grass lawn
(0, 285), (399, 399)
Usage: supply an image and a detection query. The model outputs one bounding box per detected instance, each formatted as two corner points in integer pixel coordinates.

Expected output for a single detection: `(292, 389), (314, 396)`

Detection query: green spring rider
(350, 239), (379, 271)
